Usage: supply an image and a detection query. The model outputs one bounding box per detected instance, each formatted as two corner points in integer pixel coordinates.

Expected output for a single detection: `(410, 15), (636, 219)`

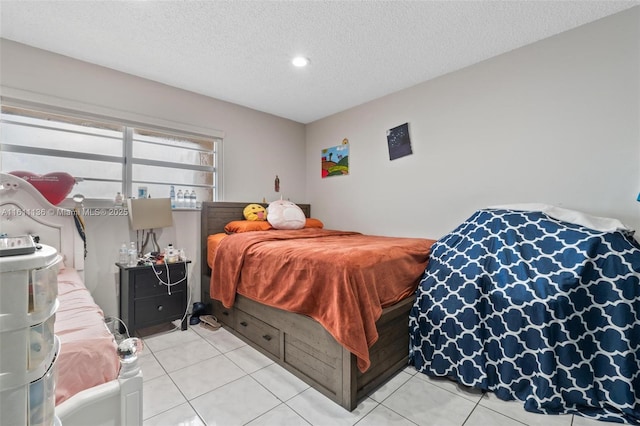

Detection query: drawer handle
(240, 321), (248, 327)
(262, 334), (272, 341)
(157, 305), (163, 311)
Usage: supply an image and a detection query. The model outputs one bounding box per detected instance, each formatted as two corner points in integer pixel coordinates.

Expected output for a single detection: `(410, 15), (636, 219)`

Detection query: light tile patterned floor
(139, 324), (611, 426)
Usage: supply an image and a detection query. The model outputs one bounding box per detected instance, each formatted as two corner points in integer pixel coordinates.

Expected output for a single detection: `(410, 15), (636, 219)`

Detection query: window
(0, 105), (219, 205)
(130, 128), (215, 203)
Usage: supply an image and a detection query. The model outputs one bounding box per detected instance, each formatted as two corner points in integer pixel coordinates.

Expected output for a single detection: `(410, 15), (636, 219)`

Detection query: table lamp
(127, 198), (173, 255)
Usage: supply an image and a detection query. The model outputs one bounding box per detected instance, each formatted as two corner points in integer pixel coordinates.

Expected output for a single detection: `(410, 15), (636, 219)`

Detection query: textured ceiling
(1, 1), (638, 123)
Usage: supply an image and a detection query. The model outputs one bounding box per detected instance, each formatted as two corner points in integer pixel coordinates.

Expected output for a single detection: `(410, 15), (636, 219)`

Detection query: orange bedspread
(207, 232), (228, 270)
(210, 228), (436, 372)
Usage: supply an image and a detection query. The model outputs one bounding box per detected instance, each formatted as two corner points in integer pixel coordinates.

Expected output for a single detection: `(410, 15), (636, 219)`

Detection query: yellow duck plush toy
(243, 203), (267, 221)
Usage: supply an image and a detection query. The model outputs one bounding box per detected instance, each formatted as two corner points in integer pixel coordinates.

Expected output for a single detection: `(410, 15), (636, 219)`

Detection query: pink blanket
(210, 228), (435, 372)
(54, 268), (120, 405)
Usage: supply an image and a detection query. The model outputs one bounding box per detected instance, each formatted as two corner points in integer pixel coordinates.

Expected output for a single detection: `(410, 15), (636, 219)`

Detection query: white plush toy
(267, 199), (306, 230)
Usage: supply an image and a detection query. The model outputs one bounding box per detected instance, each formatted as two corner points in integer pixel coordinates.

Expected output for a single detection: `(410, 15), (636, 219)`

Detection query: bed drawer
(211, 299), (235, 327)
(235, 309), (280, 357)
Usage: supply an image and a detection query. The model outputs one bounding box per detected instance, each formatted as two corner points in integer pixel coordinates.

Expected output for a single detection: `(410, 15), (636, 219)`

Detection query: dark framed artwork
(386, 122), (412, 161)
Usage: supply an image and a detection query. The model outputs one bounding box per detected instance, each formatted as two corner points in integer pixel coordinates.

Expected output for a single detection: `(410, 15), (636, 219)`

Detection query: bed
(0, 172), (143, 426)
(200, 201), (436, 410)
(409, 206), (640, 424)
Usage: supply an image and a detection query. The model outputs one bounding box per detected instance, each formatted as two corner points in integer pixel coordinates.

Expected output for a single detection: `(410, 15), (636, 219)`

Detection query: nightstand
(117, 261), (190, 335)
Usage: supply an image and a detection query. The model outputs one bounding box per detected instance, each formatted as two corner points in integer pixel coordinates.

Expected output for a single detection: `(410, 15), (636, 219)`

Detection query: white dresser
(0, 244), (62, 426)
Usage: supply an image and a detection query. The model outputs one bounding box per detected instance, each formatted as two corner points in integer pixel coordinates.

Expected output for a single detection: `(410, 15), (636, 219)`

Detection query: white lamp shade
(127, 198), (173, 230)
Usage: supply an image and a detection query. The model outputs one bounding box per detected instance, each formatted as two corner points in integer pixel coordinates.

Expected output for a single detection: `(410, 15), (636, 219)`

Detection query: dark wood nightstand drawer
(211, 299), (235, 327)
(134, 292), (185, 328)
(118, 261), (190, 334)
(235, 309), (280, 357)
(133, 265), (187, 298)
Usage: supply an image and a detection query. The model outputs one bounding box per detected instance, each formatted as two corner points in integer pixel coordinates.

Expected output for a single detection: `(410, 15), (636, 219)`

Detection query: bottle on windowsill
(176, 189), (184, 208)
(170, 185), (176, 209)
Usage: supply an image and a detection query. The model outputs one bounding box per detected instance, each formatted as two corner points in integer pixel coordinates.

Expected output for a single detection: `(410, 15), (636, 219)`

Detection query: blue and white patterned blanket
(409, 209), (640, 424)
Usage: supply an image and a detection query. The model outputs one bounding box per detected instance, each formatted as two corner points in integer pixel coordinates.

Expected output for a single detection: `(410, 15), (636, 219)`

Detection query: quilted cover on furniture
(55, 267), (120, 404)
(409, 209), (640, 424)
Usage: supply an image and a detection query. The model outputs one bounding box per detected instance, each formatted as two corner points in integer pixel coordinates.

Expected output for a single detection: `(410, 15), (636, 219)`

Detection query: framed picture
(321, 140), (349, 178)
(387, 122), (412, 160)
(137, 186), (148, 199)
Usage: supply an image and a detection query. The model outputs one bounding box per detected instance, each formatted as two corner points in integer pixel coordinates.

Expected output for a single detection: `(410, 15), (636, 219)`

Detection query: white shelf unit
(0, 244), (62, 426)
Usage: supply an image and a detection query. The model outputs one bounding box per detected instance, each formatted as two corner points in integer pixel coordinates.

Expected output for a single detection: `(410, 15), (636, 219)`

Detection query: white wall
(0, 39), (307, 204)
(0, 39), (307, 317)
(1, 7), (639, 317)
(305, 7), (640, 240)
(81, 211), (200, 321)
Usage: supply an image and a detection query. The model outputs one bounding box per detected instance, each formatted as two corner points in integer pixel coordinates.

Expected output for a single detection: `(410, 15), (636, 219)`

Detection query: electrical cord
(104, 316), (131, 340)
(150, 260), (188, 295)
(156, 282), (192, 335)
(106, 261), (192, 343)
(149, 260), (192, 334)
(178, 278), (193, 328)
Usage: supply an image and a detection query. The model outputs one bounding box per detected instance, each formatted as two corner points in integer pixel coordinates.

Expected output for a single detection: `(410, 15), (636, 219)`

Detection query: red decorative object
(9, 171), (76, 205)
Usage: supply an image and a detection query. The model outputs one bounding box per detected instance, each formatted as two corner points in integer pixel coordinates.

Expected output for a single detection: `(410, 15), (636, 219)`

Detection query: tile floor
(139, 324), (612, 426)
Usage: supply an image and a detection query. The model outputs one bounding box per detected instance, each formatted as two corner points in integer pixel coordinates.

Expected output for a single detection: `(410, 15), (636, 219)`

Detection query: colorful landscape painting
(321, 143), (349, 178)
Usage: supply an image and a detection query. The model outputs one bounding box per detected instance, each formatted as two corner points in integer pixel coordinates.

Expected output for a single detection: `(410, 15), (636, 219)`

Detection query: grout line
(371, 375), (420, 426)
(351, 400), (383, 426)
(460, 391), (488, 426)
(191, 405), (208, 426)
(237, 375), (309, 426)
(282, 391), (316, 426)
(144, 330), (582, 426)
(144, 330), (237, 422)
(276, 401), (314, 426)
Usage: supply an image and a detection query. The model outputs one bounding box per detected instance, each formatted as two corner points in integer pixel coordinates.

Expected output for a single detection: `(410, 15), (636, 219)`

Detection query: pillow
(489, 203), (632, 233)
(305, 218), (324, 229)
(267, 200), (306, 230)
(243, 203), (267, 221)
(224, 220), (272, 233)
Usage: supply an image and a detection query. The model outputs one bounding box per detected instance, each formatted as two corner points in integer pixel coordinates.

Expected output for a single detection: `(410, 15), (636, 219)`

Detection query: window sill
(58, 199), (201, 211)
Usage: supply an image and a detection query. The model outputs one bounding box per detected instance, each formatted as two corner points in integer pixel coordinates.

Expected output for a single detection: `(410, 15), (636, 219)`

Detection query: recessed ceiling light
(292, 56), (310, 67)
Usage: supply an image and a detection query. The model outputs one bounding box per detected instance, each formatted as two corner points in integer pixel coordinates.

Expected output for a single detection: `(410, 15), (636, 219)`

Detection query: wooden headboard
(0, 172), (84, 274)
(200, 201), (311, 277)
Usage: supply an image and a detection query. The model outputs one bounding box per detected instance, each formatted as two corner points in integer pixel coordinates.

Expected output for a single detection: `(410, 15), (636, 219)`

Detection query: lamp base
(140, 229), (160, 255)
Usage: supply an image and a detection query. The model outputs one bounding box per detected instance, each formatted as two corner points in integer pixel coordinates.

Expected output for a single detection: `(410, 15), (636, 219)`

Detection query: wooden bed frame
(0, 172), (143, 426)
(200, 201), (415, 411)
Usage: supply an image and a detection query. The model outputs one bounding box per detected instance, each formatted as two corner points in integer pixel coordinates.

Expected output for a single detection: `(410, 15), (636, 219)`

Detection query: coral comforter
(210, 228), (435, 372)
